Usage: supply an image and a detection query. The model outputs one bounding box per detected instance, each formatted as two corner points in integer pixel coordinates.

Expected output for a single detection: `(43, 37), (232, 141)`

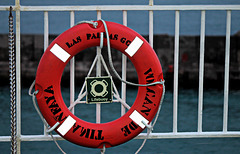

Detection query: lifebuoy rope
(135, 82), (165, 154)
(29, 19), (165, 154)
(29, 81), (66, 154)
(99, 19), (165, 87)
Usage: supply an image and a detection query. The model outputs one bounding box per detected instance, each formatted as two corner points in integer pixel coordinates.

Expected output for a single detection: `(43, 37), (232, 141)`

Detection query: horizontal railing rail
(1, 5), (240, 11)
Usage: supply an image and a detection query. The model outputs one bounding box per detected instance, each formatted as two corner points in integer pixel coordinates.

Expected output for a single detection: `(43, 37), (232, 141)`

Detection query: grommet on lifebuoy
(35, 20), (164, 148)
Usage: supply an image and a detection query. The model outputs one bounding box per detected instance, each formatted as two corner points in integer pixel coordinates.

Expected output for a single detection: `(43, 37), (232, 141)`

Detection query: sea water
(1, 86), (240, 154)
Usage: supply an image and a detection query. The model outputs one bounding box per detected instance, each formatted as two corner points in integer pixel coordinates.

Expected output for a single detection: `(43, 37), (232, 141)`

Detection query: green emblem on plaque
(86, 76), (113, 104)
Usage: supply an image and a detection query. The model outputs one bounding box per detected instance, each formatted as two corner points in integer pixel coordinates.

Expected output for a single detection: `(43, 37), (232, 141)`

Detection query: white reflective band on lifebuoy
(57, 115), (76, 136)
(125, 36), (143, 57)
(50, 43), (71, 63)
(129, 110), (149, 129)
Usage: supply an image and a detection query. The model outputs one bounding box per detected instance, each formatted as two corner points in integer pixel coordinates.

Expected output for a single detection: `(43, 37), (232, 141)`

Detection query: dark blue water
(1, 86), (240, 153)
(1, 0), (240, 35)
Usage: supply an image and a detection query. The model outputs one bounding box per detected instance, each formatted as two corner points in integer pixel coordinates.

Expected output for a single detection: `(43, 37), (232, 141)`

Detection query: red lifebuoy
(35, 21), (164, 148)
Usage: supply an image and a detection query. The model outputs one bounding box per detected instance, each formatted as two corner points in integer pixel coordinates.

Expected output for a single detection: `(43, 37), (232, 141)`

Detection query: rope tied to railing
(99, 19), (165, 87)
(28, 81), (66, 154)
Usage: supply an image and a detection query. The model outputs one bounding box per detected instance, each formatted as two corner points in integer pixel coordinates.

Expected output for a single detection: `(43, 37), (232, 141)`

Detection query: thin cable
(99, 19), (164, 87)
(29, 81), (60, 131)
(100, 32), (104, 49)
(75, 20), (98, 28)
(135, 83), (165, 154)
(49, 132), (67, 154)
(29, 81), (65, 154)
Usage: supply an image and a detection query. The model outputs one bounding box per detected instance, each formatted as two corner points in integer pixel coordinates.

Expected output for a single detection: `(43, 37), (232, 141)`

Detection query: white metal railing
(1, 0), (240, 153)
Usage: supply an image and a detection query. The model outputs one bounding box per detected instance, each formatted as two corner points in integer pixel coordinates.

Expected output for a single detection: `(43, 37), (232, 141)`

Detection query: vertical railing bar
(149, 0), (154, 47)
(15, 0), (21, 153)
(121, 10), (127, 116)
(44, 11), (49, 51)
(223, 10), (231, 132)
(198, 10), (205, 133)
(173, 10), (180, 133)
(70, 11), (75, 114)
(149, 11), (154, 47)
(43, 11), (49, 136)
(148, 0), (154, 132)
(96, 10), (101, 123)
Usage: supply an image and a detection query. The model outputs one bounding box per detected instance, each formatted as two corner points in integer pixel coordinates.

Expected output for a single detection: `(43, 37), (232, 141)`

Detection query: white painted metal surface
(121, 10), (127, 116)
(15, 1), (21, 152)
(198, 10), (205, 133)
(223, 10), (231, 132)
(173, 10), (180, 133)
(2, 5), (240, 11)
(1, 0), (240, 153)
(96, 11), (102, 124)
(69, 11), (75, 114)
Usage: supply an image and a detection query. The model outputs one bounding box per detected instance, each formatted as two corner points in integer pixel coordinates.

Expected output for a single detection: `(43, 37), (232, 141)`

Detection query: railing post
(96, 11), (102, 123)
(149, 0), (154, 47)
(70, 11), (75, 114)
(44, 11), (49, 51)
(198, 10), (206, 133)
(15, 0), (21, 153)
(223, 10), (231, 132)
(173, 10), (180, 133)
(43, 11), (49, 136)
(121, 10), (127, 116)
